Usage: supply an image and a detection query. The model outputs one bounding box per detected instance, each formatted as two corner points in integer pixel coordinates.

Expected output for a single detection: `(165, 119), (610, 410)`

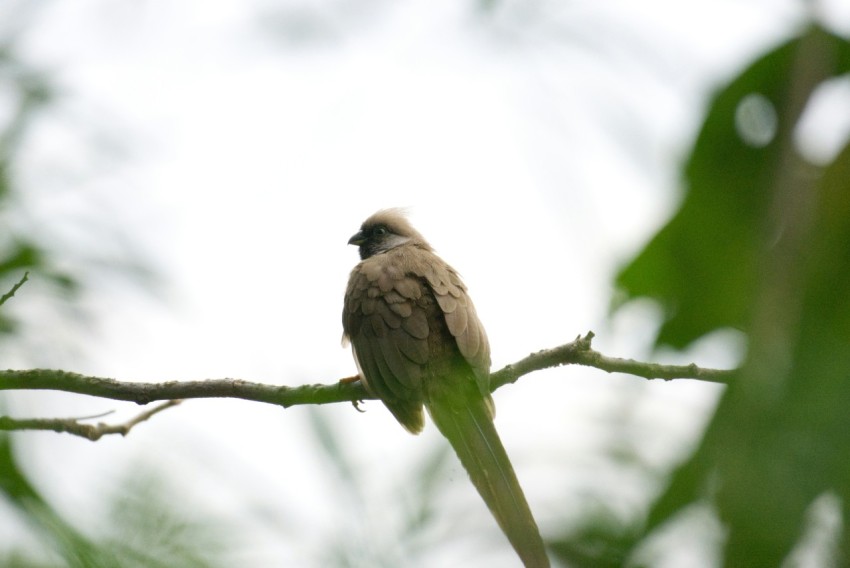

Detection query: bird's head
(348, 209), (432, 260)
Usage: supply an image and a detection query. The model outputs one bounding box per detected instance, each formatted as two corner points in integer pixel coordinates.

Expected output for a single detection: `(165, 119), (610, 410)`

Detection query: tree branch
(490, 332), (734, 389)
(0, 271), (29, 307)
(0, 332), (734, 437)
(0, 400), (182, 441)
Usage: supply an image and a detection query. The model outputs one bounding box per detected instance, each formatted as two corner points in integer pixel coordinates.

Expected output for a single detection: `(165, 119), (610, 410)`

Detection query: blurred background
(1, 1), (849, 566)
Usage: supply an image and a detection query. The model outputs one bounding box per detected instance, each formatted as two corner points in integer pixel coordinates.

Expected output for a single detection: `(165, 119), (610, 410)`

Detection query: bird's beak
(348, 231), (366, 246)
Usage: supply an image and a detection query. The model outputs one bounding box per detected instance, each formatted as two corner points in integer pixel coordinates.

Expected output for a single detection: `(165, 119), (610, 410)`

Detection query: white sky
(4, 0), (850, 566)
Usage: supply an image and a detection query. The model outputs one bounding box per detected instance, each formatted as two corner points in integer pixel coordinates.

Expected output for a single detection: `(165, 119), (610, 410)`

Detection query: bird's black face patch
(351, 223), (407, 260)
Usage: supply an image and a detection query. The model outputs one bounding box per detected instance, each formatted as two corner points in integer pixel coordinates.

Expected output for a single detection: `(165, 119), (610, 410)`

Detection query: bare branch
(0, 271), (29, 307)
(0, 332), (733, 424)
(0, 400), (182, 441)
(490, 331), (734, 389)
(0, 369), (371, 407)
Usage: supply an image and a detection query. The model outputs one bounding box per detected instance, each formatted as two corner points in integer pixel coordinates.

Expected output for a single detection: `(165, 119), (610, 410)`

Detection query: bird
(342, 208), (549, 567)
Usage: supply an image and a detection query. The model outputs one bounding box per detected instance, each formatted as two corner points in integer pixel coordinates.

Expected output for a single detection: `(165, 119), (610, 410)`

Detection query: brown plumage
(342, 209), (549, 567)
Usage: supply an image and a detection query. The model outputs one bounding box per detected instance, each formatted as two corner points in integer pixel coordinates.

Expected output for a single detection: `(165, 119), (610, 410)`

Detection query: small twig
(71, 409), (117, 421)
(491, 332), (734, 389)
(0, 400), (182, 441)
(0, 272), (29, 307)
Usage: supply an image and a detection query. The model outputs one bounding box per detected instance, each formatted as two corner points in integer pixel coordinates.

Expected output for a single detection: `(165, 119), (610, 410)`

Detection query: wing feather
(343, 256), (431, 433)
(411, 254), (491, 379)
(343, 246), (492, 431)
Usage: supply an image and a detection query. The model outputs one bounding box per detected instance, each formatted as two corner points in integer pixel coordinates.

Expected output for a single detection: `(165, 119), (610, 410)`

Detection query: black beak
(348, 231), (366, 246)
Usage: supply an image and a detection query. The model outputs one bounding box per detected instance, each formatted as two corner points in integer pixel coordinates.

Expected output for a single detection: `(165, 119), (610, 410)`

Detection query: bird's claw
(338, 375), (366, 412)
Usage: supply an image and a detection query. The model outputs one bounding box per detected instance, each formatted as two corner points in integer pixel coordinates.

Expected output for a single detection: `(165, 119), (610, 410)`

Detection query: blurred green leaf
(1, 434), (235, 567)
(99, 465), (233, 568)
(550, 503), (641, 568)
(615, 26), (850, 349)
(629, 25), (850, 567)
(0, 433), (41, 503)
(0, 434), (106, 567)
(399, 442), (451, 539)
(306, 406), (365, 504)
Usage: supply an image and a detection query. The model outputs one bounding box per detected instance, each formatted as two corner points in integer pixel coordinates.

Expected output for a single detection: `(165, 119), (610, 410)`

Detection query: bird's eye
(374, 226), (388, 236)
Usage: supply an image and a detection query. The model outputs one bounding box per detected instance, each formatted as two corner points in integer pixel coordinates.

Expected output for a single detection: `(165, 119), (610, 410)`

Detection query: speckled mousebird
(342, 209), (549, 567)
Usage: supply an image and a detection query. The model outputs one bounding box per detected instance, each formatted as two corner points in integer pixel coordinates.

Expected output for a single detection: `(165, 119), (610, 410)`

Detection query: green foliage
(0, 434), (235, 567)
(2, 4), (849, 567)
(616, 26), (850, 349)
(0, 8), (210, 567)
(549, 503), (642, 568)
(0, 435), (103, 567)
(617, 24), (850, 566)
(305, 407), (455, 567)
(0, 13), (82, 336)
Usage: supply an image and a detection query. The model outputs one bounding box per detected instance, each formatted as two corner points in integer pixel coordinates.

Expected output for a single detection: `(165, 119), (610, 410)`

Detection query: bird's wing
(416, 252), (492, 400)
(343, 246), (493, 429)
(343, 253), (430, 433)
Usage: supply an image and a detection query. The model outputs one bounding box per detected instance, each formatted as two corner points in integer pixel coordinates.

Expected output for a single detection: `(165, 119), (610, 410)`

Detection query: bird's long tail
(427, 395), (549, 567)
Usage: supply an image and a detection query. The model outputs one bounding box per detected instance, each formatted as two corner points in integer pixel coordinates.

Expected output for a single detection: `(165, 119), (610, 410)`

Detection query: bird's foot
(339, 374), (362, 385)
(339, 375), (366, 412)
